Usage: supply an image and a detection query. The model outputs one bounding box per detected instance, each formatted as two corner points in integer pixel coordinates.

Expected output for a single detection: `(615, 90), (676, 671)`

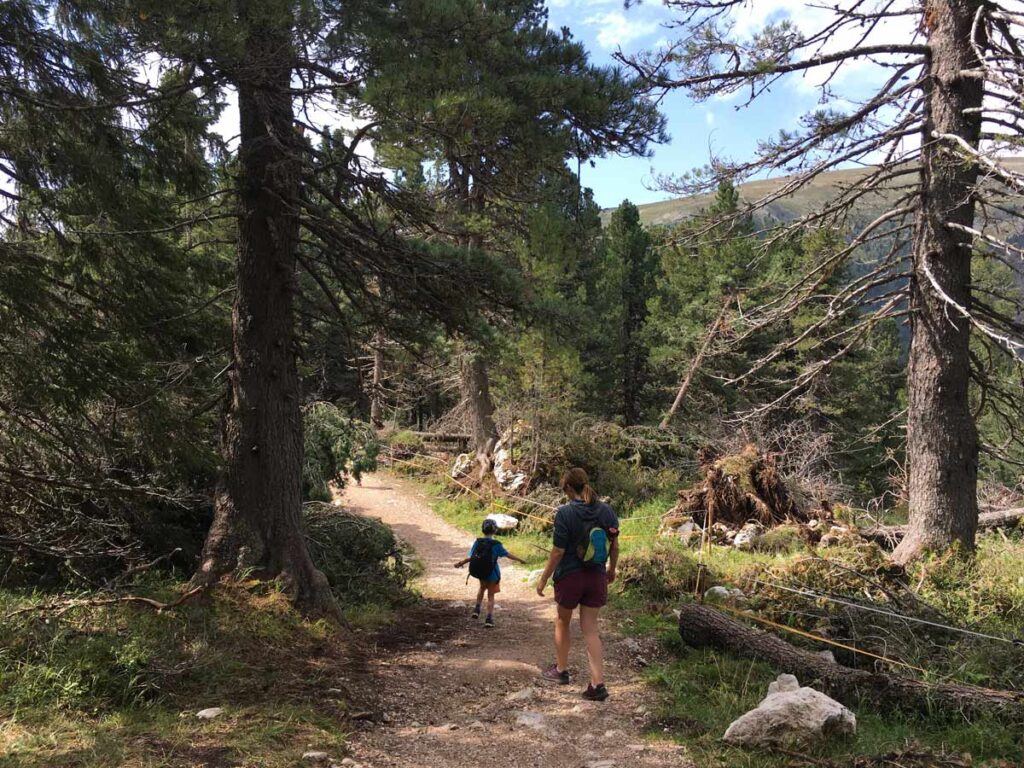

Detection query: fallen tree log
(406, 431), (471, 443)
(860, 507), (1024, 548)
(678, 602), (1023, 719)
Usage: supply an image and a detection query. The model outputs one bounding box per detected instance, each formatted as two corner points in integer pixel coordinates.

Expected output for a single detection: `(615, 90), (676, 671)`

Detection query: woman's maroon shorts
(554, 569), (608, 609)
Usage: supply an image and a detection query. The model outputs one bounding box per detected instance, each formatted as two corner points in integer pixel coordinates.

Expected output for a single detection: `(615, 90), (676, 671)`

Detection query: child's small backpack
(577, 522), (609, 567)
(468, 538), (497, 581)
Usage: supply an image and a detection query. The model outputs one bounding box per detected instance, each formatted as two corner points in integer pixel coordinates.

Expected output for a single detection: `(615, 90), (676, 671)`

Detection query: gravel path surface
(340, 472), (692, 768)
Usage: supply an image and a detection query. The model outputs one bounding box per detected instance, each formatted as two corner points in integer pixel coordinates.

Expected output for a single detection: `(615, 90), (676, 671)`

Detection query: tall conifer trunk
(893, 1), (984, 564)
(448, 153), (499, 470)
(460, 352), (498, 480)
(193, 0), (336, 615)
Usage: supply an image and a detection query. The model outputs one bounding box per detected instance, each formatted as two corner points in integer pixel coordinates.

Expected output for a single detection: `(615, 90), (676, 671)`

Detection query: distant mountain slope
(615, 158), (1024, 229)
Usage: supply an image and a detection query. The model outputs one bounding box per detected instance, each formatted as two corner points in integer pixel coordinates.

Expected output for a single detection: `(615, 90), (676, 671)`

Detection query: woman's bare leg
(579, 605), (604, 686)
(555, 604), (573, 671)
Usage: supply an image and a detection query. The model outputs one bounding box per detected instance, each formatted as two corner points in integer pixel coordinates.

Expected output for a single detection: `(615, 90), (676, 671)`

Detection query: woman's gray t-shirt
(552, 499), (619, 583)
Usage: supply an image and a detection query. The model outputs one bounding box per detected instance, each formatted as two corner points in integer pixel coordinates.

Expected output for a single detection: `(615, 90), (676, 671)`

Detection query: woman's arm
(453, 557), (471, 568)
(535, 547), (564, 596)
(607, 537), (619, 584)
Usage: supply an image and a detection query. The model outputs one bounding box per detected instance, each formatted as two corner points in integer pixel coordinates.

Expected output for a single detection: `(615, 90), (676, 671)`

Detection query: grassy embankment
(408, 464), (1024, 766)
(1, 582), (355, 768)
(1, 505), (413, 768)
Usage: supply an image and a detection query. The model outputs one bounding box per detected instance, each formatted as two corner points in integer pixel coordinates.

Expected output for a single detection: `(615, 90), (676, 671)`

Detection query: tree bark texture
(460, 352), (498, 480)
(895, 1), (985, 565)
(678, 603), (1022, 718)
(193, 1), (337, 618)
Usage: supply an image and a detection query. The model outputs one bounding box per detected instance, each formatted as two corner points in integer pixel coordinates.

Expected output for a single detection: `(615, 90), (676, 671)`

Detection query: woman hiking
(535, 467), (619, 701)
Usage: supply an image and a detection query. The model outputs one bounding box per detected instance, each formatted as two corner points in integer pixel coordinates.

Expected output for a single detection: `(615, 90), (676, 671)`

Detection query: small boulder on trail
(722, 674), (856, 748)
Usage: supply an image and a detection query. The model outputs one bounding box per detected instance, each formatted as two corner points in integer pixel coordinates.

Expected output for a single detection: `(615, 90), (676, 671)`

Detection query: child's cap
(481, 518), (498, 535)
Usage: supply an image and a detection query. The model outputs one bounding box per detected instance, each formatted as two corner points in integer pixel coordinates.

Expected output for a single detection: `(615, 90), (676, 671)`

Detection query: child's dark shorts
(554, 569), (608, 609)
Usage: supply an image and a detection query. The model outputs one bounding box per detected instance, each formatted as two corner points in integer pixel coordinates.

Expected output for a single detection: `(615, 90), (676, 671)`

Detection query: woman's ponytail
(560, 467), (597, 504)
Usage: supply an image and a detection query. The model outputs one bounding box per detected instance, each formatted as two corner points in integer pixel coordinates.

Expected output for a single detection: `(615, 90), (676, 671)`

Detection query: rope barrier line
(385, 450), (662, 535)
(394, 449), (561, 512)
(385, 450), (997, 670)
(715, 603), (930, 675)
(386, 454), (556, 527)
(754, 578), (1024, 647)
(385, 451), (1015, 673)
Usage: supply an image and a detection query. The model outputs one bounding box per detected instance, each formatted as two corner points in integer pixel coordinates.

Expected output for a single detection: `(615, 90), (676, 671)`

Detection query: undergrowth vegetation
(645, 646), (1022, 767)
(305, 502), (419, 611)
(397, 428), (1024, 766)
(406, 452), (1024, 763)
(1, 500), (414, 767)
(0, 583), (354, 768)
(610, 526), (1024, 765)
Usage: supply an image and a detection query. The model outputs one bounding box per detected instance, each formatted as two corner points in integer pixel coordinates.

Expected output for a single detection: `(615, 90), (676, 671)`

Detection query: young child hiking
(454, 519), (526, 628)
(535, 467), (619, 701)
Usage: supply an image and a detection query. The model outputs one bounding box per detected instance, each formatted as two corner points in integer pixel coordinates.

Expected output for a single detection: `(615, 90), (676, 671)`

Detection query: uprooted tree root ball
(667, 444), (816, 529)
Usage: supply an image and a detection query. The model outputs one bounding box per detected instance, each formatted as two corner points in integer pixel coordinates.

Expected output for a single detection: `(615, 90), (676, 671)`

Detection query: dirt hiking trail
(341, 473), (692, 768)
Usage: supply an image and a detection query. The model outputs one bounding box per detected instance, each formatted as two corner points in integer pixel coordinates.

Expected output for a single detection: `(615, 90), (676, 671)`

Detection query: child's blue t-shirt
(469, 539), (509, 583)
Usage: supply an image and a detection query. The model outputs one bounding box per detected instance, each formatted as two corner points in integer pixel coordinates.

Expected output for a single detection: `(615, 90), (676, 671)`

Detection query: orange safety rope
(386, 454), (556, 527)
(385, 451), (662, 539)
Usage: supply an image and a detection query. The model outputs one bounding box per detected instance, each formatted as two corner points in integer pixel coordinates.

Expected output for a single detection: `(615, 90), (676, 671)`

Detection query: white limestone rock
(723, 675), (856, 747)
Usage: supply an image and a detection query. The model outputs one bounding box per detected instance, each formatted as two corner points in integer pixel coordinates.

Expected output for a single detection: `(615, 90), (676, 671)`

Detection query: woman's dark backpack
(468, 538), (497, 580)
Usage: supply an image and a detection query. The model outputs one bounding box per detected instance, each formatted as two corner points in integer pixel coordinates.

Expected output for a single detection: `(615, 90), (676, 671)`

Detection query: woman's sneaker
(541, 664), (570, 685)
(582, 683), (609, 701)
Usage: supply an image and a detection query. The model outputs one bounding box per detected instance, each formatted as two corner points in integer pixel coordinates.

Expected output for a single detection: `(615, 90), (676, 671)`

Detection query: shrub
(303, 403), (379, 502)
(304, 502), (416, 605)
(617, 543), (702, 603)
(383, 429), (426, 457)
(515, 414), (688, 507)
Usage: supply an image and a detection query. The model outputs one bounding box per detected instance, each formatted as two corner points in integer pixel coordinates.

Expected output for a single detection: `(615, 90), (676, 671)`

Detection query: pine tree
(622, 1), (1024, 561)
(0, 0), (230, 580)
(355, 0), (666, 464)
(599, 201), (658, 425)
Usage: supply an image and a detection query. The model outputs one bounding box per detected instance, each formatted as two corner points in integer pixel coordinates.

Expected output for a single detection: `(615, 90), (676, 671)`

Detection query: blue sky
(546, 0), (909, 209)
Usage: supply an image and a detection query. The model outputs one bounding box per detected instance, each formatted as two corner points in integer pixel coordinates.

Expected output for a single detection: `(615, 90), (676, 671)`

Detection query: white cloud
(707, 1), (920, 96)
(705, 110), (715, 126)
(585, 11), (658, 50)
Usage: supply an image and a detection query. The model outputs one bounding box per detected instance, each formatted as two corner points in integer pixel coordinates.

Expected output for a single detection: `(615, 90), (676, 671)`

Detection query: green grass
(645, 649), (1023, 767)
(0, 581), (362, 767)
(608, 530), (1024, 766)
(421, 475), (680, 571)
(427, 485), (551, 570)
(395, 469), (1024, 764)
